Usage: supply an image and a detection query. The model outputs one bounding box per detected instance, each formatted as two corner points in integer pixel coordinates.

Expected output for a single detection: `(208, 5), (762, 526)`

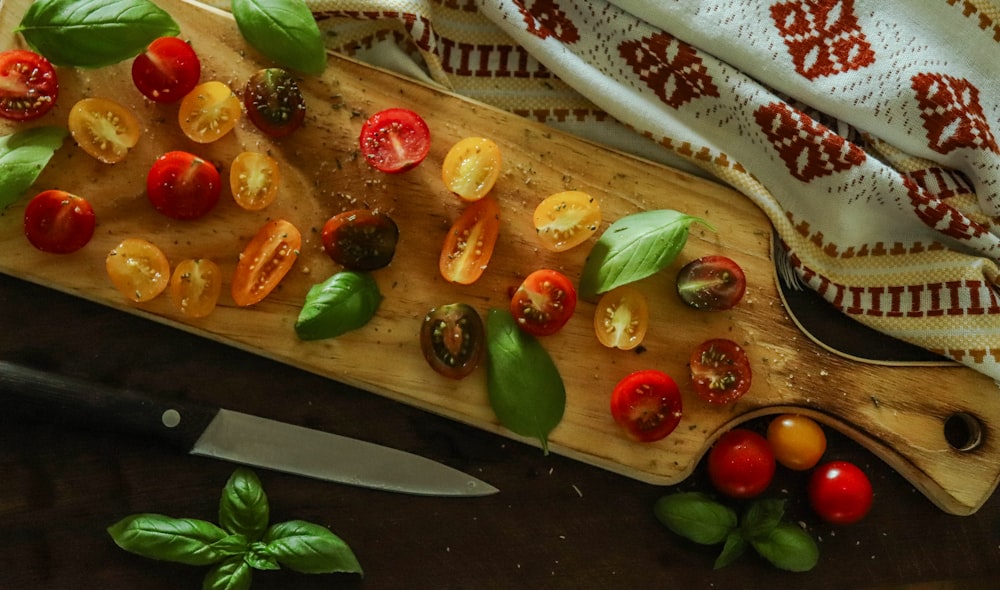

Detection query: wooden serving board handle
(0, 0), (996, 515)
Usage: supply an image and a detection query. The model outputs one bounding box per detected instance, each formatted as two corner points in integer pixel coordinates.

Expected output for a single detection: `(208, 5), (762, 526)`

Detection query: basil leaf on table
(231, 0), (327, 75)
(485, 308), (566, 454)
(0, 126), (67, 209)
(294, 271), (382, 340)
(751, 523), (820, 572)
(653, 492), (736, 545)
(17, 0), (179, 68)
(264, 520), (363, 575)
(578, 209), (712, 300)
(219, 468), (270, 542)
(107, 514), (232, 566)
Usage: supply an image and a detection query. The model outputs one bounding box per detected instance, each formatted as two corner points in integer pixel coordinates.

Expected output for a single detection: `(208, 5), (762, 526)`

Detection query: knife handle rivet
(161, 409), (181, 428)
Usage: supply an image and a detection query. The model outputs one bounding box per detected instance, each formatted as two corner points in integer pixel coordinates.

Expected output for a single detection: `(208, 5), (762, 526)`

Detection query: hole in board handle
(944, 412), (983, 452)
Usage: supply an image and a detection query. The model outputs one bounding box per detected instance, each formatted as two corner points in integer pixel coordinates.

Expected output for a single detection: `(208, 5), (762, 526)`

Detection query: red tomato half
(231, 219), (301, 307)
(359, 107), (431, 173)
(510, 269), (577, 337)
(131, 37), (201, 103)
(707, 428), (775, 499)
(610, 370), (683, 443)
(439, 196), (500, 285)
(0, 49), (58, 121)
(808, 461), (873, 525)
(689, 338), (752, 404)
(146, 151), (222, 220)
(23, 190), (95, 254)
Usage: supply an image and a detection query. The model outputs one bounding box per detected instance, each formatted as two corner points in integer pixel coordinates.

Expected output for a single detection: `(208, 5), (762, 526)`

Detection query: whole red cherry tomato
(146, 151), (221, 220)
(707, 428), (775, 499)
(23, 190), (95, 254)
(808, 461), (873, 524)
(131, 37), (201, 103)
(610, 370), (683, 442)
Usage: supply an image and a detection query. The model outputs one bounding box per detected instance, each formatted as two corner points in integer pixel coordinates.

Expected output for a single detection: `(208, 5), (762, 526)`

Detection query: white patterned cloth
(207, 0), (1000, 382)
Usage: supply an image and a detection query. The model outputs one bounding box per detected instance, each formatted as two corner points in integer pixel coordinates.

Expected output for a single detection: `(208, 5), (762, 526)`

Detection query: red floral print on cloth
(770, 0), (875, 80)
(619, 32), (719, 109)
(513, 0), (580, 43)
(911, 73), (999, 156)
(754, 102), (866, 182)
(904, 176), (993, 244)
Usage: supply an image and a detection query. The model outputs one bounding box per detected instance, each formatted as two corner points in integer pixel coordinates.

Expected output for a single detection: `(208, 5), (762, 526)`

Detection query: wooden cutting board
(1, 0), (997, 515)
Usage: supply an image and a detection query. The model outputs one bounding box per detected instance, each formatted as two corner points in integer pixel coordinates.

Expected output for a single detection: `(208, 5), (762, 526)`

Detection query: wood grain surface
(0, 0), (996, 515)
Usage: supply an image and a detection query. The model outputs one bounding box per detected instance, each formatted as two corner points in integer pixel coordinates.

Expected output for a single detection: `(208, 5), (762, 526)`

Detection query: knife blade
(0, 360), (498, 497)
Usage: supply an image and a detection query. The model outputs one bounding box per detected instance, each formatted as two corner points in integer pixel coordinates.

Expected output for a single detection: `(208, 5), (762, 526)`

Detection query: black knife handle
(0, 360), (219, 450)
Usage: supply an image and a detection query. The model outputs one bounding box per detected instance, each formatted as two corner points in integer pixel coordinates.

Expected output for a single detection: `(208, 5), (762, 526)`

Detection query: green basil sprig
(17, 0), (179, 68)
(654, 492), (819, 572)
(295, 271), (383, 340)
(231, 0), (327, 75)
(0, 126), (67, 209)
(578, 209), (712, 300)
(486, 308), (566, 454)
(108, 468), (362, 588)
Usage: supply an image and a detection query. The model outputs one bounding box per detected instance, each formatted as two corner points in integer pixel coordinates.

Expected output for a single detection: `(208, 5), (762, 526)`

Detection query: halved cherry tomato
(358, 107), (430, 173)
(439, 196), (500, 285)
(676, 255), (746, 311)
(168, 258), (222, 318)
(106, 238), (170, 303)
(131, 37), (201, 103)
(231, 219), (301, 307)
(610, 369), (683, 442)
(178, 81), (241, 143)
(230, 151), (280, 211)
(321, 209), (399, 271)
(23, 190), (95, 254)
(707, 428), (775, 499)
(244, 68), (305, 138)
(767, 414), (827, 471)
(593, 285), (648, 350)
(533, 190), (601, 252)
(147, 151), (222, 220)
(808, 461), (873, 524)
(689, 338), (752, 404)
(0, 49), (58, 121)
(420, 303), (485, 379)
(67, 98), (140, 163)
(510, 269), (577, 337)
(441, 137), (502, 201)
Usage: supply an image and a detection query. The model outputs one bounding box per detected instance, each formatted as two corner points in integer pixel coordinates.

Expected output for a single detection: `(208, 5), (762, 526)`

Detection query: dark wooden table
(1, 272), (998, 589)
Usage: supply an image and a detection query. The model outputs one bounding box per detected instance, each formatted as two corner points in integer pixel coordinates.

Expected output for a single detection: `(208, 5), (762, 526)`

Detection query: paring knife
(0, 360), (498, 497)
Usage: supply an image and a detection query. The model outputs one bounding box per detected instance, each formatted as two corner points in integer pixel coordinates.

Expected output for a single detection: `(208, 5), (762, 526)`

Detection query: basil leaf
(0, 126), (67, 209)
(263, 520), (363, 575)
(245, 543), (281, 570)
(107, 514), (230, 566)
(231, 0), (327, 75)
(219, 468), (270, 542)
(203, 556), (254, 590)
(751, 522), (819, 572)
(485, 308), (566, 454)
(294, 271), (382, 340)
(653, 492), (737, 545)
(741, 498), (785, 542)
(713, 529), (748, 570)
(17, 0), (179, 68)
(578, 209), (712, 300)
